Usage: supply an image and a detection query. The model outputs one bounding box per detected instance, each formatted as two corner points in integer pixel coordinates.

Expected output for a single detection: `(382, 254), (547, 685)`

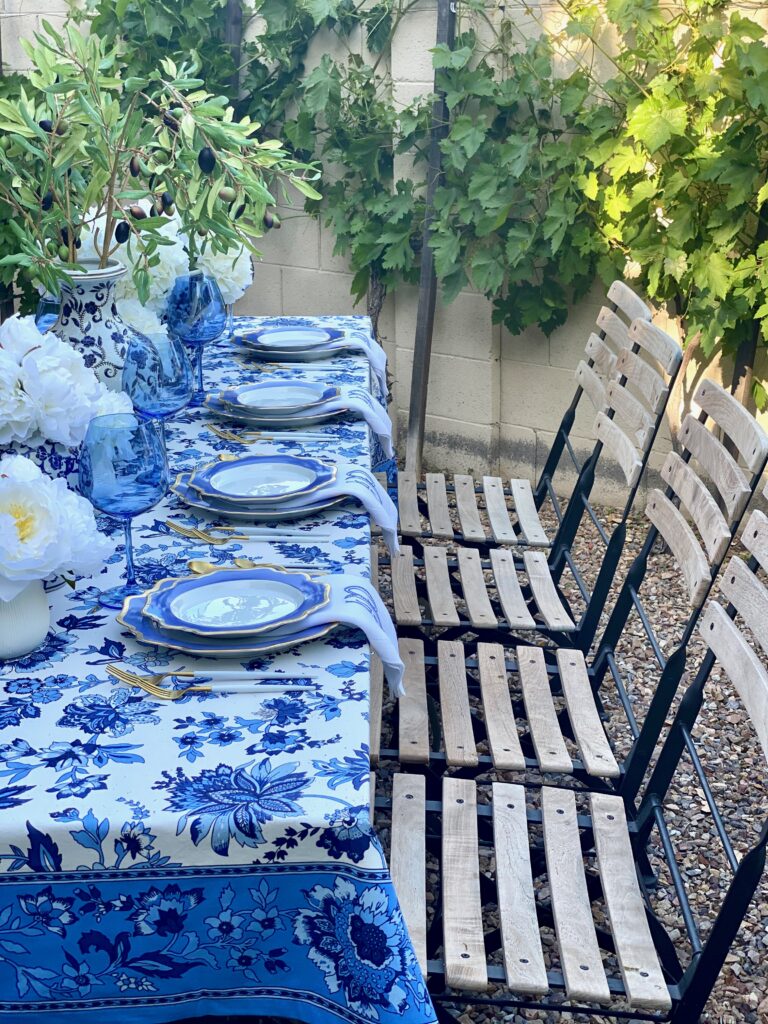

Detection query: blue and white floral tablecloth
(0, 316), (433, 1024)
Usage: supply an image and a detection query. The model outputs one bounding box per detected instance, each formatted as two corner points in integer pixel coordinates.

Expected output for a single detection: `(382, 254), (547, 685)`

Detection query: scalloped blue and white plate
(142, 567), (330, 638)
(171, 472), (347, 521)
(188, 454), (336, 505)
(205, 393), (347, 427)
(218, 380), (340, 416)
(118, 590), (336, 656)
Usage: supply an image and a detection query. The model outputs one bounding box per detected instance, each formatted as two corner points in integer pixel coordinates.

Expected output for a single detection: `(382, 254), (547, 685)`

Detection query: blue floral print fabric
(0, 317), (433, 1024)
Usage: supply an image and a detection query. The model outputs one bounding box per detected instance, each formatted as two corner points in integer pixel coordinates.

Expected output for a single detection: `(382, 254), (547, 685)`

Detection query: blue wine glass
(122, 331), (193, 444)
(78, 413), (169, 609)
(35, 293), (60, 333)
(165, 270), (226, 404)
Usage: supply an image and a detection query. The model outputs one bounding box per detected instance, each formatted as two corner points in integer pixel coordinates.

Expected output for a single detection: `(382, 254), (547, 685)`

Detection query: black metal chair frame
(376, 547), (768, 1022)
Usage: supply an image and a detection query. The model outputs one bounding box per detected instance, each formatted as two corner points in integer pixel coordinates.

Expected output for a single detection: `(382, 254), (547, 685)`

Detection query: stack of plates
(234, 325), (356, 362)
(118, 565), (337, 656)
(172, 453), (346, 522)
(205, 379), (346, 428)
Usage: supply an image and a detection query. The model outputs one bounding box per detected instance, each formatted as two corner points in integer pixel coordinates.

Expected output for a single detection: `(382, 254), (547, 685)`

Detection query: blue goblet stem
(226, 304), (234, 339)
(123, 519), (137, 588)
(194, 345), (204, 396)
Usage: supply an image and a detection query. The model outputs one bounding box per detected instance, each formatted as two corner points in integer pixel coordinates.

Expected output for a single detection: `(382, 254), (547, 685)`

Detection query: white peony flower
(119, 298), (169, 340)
(0, 351), (34, 446)
(94, 389), (133, 417)
(0, 314), (131, 449)
(0, 454), (113, 601)
(197, 245), (254, 305)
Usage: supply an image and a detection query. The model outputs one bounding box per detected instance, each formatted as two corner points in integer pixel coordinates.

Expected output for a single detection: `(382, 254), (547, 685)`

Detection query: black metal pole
(405, 0), (456, 474)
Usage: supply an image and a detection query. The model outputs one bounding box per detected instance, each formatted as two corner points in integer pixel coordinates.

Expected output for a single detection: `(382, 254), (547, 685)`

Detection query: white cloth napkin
(333, 331), (389, 397)
(297, 574), (404, 697)
(280, 463), (399, 555)
(302, 385), (393, 458)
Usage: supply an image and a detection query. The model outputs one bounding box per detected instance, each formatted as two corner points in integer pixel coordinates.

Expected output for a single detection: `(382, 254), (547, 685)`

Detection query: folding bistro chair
(397, 280), (655, 551)
(371, 383), (768, 796)
(380, 520), (768, 1021)
(386, 377), (767, 654)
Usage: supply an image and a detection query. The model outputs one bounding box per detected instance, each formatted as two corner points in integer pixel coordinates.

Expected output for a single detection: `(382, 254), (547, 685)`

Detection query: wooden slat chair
(386, 380), (767, 656)
(372, 386), (768, 791)
(383, 558), (768, 1019)
(397, 280), (656, 550)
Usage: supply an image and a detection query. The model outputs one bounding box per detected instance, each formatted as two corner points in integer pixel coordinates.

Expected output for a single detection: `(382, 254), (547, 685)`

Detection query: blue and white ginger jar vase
(54, 258), (133, 390)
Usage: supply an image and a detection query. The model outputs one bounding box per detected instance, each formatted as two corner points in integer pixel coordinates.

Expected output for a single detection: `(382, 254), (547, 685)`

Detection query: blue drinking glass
(78, 413), (169, 609)
(35, 293), (60, 333)
(122, 331), (193, 443)
(165, 270), (226, 403)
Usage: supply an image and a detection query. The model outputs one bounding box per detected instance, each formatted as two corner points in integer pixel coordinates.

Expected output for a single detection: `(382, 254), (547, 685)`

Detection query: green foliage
(23, 0), (768, 401)
(0, 20), (315, 299)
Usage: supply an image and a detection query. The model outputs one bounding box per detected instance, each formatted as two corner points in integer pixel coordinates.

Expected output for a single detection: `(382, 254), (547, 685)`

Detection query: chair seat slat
(628, 319), (683, 375)
(425, 473), (453, 539)
(542, 787), (611, 1003)
(576, 360), (609, 415)
(369, 654), (383, 765)
(490, 549), (537, 629)
(591, 793), (672, 1010)
(438, 640), (479, 767)
(398, 472), (421, 536)
(477, 643), (526, 770)
(518, 646), (572, 773)
(454, 474), (486, 542)
(597, 306), (631, 353)
(607, 280), (653, 323)
(509, 478), (549, 546)
(556, 650), (620, 778)
(492, 783), (549, 995)
(695, 379), (768, 474)
(398, 639), (430, 763)
(742, 509), (768, 572)
(391, 774), (427, 974)
(392, 547), (422, 626)
(442, 778), (488, 991)
(458, 548), (498, 628)
(585, 331), (618, 378)
(424, 546), (460, 626)
(483, 476), (517, 543)
(523, 551), (576, 630)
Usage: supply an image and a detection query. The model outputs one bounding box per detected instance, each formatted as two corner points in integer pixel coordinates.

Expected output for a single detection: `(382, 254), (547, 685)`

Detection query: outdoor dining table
(0, 315), (435, 1024)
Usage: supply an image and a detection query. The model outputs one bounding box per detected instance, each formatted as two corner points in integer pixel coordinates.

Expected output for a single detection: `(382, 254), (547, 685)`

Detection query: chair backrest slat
(606, 379), (655, 450)
(700, 600), (768, 765)
(575, 360), (609, 415)
(628, 319), (683, 376)
(742, 509), (768, 572)
(678, 415), (751, 522)
(593, 411), (643, 488)
(615, 347), (669, 415)
(597, 306), (631, 353)
(660, 452), (731, 565)
(607, 279), (653, 323)
(646, 489), (711, 606)
(585, 332), (618, 379)
(696, 380), (768, 474)
(719, 555), (768, 661)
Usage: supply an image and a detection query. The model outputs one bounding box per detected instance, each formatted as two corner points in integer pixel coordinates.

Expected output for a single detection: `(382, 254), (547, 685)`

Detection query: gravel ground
(205, 500), (768, 1024)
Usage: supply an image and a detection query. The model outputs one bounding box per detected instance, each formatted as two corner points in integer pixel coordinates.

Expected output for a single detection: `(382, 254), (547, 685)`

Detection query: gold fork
(107, 664), (315, 699)
(166, 521), (250, 544)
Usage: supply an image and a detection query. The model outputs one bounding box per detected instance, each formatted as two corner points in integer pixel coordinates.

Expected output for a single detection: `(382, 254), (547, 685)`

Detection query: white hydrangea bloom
(623, 258), (642, 281)
(119, 298), (169, 340)
(197, 245), (254, 305)
(0, 454), (113, 601)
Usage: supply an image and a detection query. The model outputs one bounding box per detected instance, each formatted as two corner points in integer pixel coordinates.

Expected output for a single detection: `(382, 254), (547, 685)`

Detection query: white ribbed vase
(0, 580), (51, 661)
